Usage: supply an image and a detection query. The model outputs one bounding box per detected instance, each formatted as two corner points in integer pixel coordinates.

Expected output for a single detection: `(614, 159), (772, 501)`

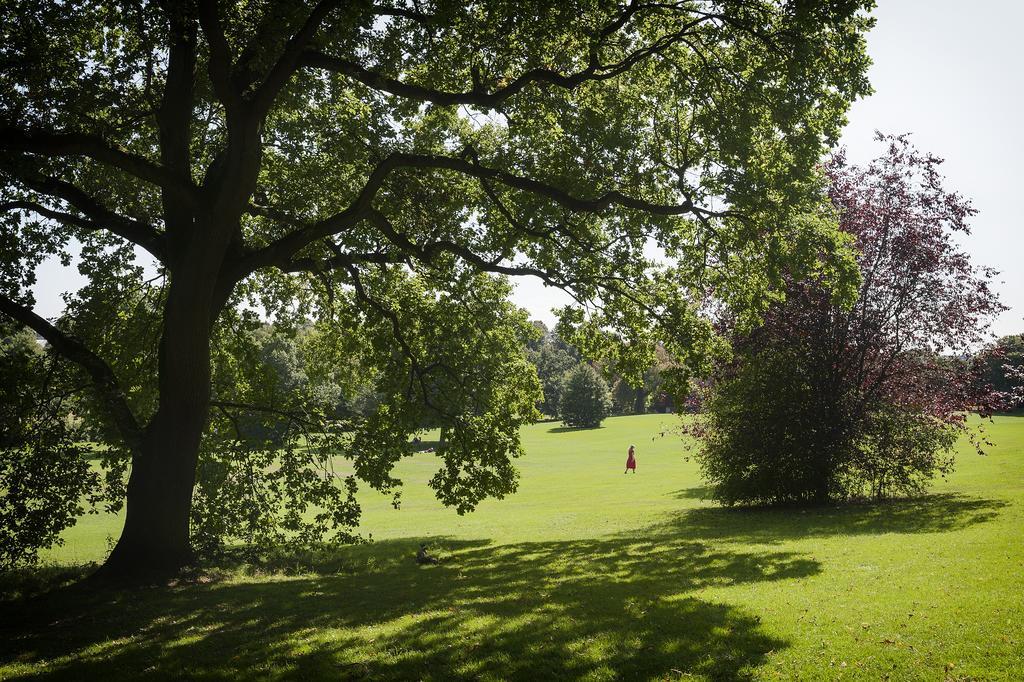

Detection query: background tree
(611, 376), (639, 415)
(690, 135), (1005, 505)
(559, 363), (613, 429)
(526, 324), (580, 417)
(981, 334), (1024, 407)
(0, 0), (872, 577)
(608, 343), (674, 414)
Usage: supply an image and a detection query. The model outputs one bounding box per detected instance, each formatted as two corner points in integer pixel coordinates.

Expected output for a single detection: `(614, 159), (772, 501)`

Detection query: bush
(559, 364), (612, 429)
(694, 343), (957, 505)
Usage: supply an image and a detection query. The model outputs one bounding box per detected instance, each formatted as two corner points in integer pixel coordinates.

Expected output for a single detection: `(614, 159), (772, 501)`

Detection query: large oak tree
(0, 0), (871, 578)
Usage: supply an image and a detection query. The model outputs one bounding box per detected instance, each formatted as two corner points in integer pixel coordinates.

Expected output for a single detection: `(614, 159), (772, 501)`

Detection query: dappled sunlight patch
(0, 531), (794, 680)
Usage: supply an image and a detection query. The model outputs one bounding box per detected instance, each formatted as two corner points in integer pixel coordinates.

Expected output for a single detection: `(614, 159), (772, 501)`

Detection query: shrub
(694, 342), (958, 505)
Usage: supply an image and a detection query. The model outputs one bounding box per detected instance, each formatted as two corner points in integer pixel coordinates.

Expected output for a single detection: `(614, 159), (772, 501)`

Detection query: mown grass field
(2, 413), (1023, 680)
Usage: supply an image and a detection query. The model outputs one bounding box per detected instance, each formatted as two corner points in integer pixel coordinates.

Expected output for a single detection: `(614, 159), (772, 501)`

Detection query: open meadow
(2, 413), (1023, 680)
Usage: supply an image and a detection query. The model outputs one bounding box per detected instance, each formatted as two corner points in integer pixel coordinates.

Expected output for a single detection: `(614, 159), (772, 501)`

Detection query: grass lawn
(2, 413), (1022, 680)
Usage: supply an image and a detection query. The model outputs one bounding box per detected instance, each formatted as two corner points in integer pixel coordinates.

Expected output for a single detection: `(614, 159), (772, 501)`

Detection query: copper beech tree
(690, 135), (1005, 505)
(0, 1), (871, 577)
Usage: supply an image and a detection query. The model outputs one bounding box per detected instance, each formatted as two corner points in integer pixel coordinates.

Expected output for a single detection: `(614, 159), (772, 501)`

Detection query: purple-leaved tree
(690, 134), (1006, 505)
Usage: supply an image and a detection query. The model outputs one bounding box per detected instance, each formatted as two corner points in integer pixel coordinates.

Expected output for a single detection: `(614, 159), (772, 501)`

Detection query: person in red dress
(625, 444), (636, 474)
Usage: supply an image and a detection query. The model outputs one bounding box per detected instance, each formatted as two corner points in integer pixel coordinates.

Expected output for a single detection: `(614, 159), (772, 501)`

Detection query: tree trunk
(99, 414), (204, 579)
(634, 389), (648, 415)
(94, 269), (218, 582)
(90, 109), (256, 581)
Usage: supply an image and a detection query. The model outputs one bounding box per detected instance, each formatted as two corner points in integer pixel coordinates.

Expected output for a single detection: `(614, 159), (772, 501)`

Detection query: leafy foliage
(689, 135), (1004, 505)
(525, 324), (579, 417)
(559, 363), (613, 429)
(980, 335), (1024, 408)
(192, 272), (541, 554)
(0, 324), (117, 568)
(611, 376), (640, 415)
(0, 0), (873, 571)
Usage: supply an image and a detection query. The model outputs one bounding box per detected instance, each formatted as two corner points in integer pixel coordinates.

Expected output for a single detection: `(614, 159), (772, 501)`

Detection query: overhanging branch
(0, 200), (95, 231)
(0, 127), (203, 209)
(0, 294), (144, 453)
(299, 12), (714, 109)
(390, 151), (698, 215)
(0, 174), (168, 262)
(197, 0), (241, 112)
(236, 148), (707, 280)
(249, 0), (345, 117)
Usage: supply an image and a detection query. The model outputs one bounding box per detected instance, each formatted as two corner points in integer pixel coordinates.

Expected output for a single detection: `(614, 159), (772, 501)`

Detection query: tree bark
(99, 414), (205, 579)
(94, 261), (221, 581)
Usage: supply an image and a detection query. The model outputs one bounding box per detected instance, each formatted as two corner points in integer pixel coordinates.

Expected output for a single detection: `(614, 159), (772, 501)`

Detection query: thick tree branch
(0, 199), (169, 265)
(197, 1), (241, 112)
(1, 169), (168, 262)
(0, 127), (203, 208)
(279, 251), (406, 273)
(236, 148), (708, 281)
(395, 151), (698, 215)
(279, 214), (585, 305)
(0, 200), (95, 231)
(157, 2), (199, 237)
(0, 294), (144, 453)
(474, 173), (641, 256)
(300, 13), (713, 109)
(364, 209), (644, 322)
(249, 0), (344, 118)
(365, 208), (561, 283)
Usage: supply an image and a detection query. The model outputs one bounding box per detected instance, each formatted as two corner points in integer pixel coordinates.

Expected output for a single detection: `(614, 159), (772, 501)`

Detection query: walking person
(625, 444), (636, 474)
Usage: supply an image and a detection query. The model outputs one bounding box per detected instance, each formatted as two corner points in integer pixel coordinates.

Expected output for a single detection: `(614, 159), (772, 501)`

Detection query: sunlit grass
(3, 414), (1023, 680)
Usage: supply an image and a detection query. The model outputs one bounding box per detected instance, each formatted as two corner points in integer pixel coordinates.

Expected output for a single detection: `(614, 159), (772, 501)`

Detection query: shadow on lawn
(662, 491), (1008, 544)
(671, 486), (713, 500)
(4, 494), (1003, 679)
(0, 533), (808, 681)
(546, 425), (604, 433)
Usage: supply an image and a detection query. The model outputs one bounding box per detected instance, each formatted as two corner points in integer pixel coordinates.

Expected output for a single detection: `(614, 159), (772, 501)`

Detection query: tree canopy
(689, 135), (1005, 505)
(0, 0), (873, 576)
(982, 334), (1024, 405)
(559, 363), (614, 429)
(525, 324), (579, 417)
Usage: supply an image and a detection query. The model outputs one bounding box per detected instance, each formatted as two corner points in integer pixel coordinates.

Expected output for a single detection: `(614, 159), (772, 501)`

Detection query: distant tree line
(981, 334), (1024, 407)
(523, 321), (681, 430)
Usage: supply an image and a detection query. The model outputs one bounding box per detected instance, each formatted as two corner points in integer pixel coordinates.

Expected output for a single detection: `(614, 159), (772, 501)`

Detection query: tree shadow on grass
(0, 564), (95, 601)
(671, 486), (712, 500)
(546, 425), (604, 433)
(0, 534), (809, 680)
(656, 492), (1008, 544)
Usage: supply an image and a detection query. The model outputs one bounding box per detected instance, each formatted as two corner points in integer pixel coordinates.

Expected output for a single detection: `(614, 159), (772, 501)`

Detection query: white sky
(32, 1), (1023, 338)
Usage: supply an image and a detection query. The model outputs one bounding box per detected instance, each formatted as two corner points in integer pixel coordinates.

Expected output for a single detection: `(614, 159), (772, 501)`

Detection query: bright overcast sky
(31, 1), (1023, 338)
